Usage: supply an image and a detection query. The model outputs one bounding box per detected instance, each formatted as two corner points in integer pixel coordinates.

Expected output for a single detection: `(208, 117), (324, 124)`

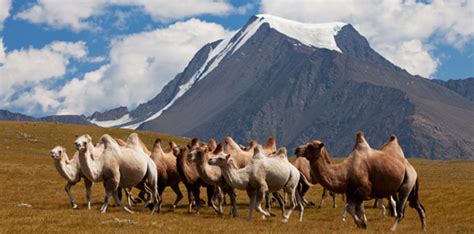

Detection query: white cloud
(55, 18), (231, 115)
(16, 0), (239, 31)
(0, 38), (5, 64)
(0, 0), (11, 31)
(260, 0), (474, 78)
(0, 41), (87, 114)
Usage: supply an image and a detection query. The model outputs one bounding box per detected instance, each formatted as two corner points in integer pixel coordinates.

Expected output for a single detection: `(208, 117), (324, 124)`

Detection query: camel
(224, 136), (277, 167)
(74, 133), (159, 214)
(172, 139), (214, 214)
(150, 138), (183, 211)
(209, 145), (306, 222)
(188, 143), (238, 217)
(50, 146), (93, 209)
(295, 132), (426, 231)
(293, 156), (337, 208)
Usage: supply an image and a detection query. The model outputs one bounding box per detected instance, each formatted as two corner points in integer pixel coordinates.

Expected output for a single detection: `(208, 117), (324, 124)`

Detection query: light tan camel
(209, 145), (307, 222)
(189, 143), (238, 217)
(50, 146), (93, 209)
(224, 137), (277, 167)
(75, 133), (159, 214)
(150, 138), (183, 211)
(295, 132), (426, 231)
(172, 139), (214, 214)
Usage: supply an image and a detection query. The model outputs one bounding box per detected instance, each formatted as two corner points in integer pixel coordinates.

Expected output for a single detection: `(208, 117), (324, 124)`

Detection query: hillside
(0, 121), (188, 158)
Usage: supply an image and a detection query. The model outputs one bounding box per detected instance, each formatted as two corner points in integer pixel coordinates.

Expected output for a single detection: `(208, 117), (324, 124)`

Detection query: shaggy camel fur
(209, 145), (306, 222)
(172, 139), (213, 214)
(75, 133), (159, 214)
(189, 143), (238, 217)
(295, 132), (426, 231)
(150, 139), (183, 211)
(50, 146), (93, 209)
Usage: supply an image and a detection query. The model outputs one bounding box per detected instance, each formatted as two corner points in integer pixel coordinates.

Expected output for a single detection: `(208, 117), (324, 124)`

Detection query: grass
(0, 121), (473, 233)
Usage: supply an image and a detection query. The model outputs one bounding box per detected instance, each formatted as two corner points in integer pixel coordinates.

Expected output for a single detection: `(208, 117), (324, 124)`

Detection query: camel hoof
(308, 201), (316, 207)
(71, 203), (78, 209)
(342, 218), (346, 222)
(317, 205), (322, 209)
(269, 211), (277, 217)
(261, 215), (267, 220)
(281, 218), (289, 223)
(333, 205), (337, 208)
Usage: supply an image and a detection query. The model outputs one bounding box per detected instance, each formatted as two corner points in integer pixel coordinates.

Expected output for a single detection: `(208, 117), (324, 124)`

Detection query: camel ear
(191, 137), (199, 146)
(172, 147), (181, 157)
(389, 134), (397, 142)
(85, 134), (92, 142)
(319, 143), (325, 149)
(225, 154), (231, 160)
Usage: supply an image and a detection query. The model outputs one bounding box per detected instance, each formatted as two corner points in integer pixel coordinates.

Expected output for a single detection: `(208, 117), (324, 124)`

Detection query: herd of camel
(49, 131), (426, 231)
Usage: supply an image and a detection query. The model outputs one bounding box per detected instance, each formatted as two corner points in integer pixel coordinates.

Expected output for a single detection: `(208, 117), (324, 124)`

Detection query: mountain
(431, 77), (474, 102)
(0, 109), (95, 126)
(132, 14), (473, 159)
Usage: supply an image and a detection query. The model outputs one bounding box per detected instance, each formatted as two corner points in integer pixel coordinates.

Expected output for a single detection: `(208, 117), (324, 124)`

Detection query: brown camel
(188, 143), (238, 217)
(172, 138), (213, 214)
(295, 132), (426, 231)
(293, 156), (337, 208)
(150, 138), (183, 211)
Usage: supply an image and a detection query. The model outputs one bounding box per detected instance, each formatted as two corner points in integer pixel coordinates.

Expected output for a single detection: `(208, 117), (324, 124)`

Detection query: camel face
(295, 141), (324, 161)
(75, 135), (92, 152)
(208, 154), (231, 167)
(50, 146), (65, 160)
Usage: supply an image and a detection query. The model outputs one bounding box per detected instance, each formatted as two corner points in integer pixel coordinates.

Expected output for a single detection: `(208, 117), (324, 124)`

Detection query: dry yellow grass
(0, 121), (473, 233)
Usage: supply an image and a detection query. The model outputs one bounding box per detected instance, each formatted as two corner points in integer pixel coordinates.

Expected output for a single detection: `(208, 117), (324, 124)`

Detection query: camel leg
(229, 189), (238, 217)
(282, 191), (297, 222)
(124, 188), (133, 209)
(112, 190), (134, 214)
(156, 185), (165, 212)
(216, 186), (224, 217)
(299, 182), (315, 207)
(272, 192), (286, 218)
(390, 189), (410, 231)
(64, 182), (78, 209)
(84, 178), (93, 209)
(100, 191), (112, 213)
(319, 188), (327, 208)
(389, 195), (397, 217)
(356, 202), (368, 227)
(346, 199), (365, 228)
(331, 192), (337, 208)
(187, 189), (194, 213)
(341, 202), (348, 221)
(170, 184), (183, 211)
(255, 188), (271, 219)
(295, 189), (305, 222)
(246, 188), (257, 220)
(206, 186), (214, 208)
(408, 180), (426, 232)
(193, 186), (201, 214)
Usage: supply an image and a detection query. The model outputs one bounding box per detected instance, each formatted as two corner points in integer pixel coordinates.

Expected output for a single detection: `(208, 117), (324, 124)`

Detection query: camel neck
(55, 157), (77, 181)
(311, 150), (347, 194)
(197, 157), (221, 184)
(222, 165), (249, 190)
(79, 145), (103, 181)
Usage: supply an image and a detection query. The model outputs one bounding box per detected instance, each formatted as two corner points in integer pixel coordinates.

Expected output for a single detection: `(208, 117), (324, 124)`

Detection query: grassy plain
(0, 121), (473, 233)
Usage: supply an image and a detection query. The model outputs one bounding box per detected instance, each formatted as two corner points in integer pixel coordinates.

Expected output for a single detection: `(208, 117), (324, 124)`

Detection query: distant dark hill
(432, 77), (474, 102)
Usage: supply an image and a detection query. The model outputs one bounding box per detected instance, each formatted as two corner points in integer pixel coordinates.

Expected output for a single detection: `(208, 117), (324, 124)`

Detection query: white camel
(74, 133), (160, 214)
(209, 145), (306, 222)
(50, 146), (93, 209)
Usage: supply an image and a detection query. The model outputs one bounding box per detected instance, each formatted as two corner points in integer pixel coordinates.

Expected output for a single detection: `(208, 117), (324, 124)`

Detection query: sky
(0, 0), (473, 117)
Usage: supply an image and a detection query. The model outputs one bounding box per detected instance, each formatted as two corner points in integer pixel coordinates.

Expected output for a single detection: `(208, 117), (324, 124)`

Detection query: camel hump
(191, 137), (199, 146)
(354, 131), (371, 151)
(264, 137), (276, 150)
(126, 133), (142, 148)
(275, 147), (288, 159)
(213, 143), (224, 154)
(169, 141), (177, 149)
(153, 138), (163, 150)
(115, 138), (127, 147)
(207, 138), (217, 151)
(100, 134), (119, 149)
(390, 134), (397, 142)
(224, 136), (241, 151)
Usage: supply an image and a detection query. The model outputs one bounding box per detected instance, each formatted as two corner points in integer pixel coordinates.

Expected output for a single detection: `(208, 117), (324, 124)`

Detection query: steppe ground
(0, 121), (473, 233)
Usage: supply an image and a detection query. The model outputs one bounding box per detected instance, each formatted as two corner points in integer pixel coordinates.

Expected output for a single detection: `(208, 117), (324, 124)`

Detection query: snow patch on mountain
(90, 114), (132, 128)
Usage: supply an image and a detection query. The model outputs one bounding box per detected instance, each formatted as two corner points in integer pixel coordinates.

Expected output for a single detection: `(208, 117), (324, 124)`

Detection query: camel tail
(299, 172), (315, 187)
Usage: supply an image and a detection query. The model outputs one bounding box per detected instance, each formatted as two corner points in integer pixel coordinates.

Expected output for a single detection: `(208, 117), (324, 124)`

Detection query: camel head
(188, 146), (208, 163)
(74, 134), (92, 152)
(50, 146), (66, 160)
(295, 140), (326, 161)
(187, 138), (200, 150)
(208, 153), (233, 168)
(172, 145), (186, 158)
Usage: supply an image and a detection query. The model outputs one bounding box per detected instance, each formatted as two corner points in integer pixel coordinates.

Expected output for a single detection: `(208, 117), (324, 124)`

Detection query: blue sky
(0, 0), (473, 117)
